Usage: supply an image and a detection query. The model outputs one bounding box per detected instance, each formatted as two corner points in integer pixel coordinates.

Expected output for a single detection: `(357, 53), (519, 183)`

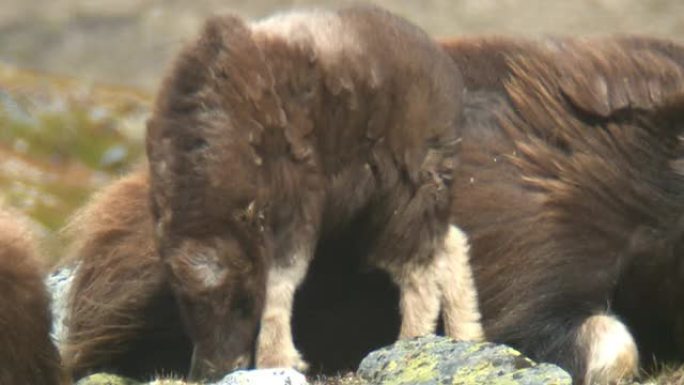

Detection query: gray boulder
(357, 335), (572, 385)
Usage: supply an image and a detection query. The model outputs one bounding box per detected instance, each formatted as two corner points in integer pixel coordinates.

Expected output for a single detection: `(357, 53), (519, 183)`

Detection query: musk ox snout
(165, 236), (266, 380)
(188, 333), (254, 381)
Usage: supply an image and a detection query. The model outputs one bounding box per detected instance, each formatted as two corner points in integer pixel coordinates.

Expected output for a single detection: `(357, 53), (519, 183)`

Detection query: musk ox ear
(157, 13), (287, 128)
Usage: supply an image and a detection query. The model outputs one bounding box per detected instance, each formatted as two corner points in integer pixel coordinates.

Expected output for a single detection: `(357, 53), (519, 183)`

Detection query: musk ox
(145, 4), (481, 380)
(440, 36), (684, 384)
(61, 30), (684, 384)
(0, 208), (64, 385)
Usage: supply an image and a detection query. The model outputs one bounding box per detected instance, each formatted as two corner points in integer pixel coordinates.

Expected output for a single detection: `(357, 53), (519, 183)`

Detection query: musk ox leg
(395, 265), (442, 338)
(576, 314), (638, 385)
(256, 251), (310, 371)
(386, 225), (483, 340)
(437, 225), (483, 341)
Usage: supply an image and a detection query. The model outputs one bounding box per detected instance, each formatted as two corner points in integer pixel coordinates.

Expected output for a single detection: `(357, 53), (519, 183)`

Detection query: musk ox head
(146, 13), (278, 380)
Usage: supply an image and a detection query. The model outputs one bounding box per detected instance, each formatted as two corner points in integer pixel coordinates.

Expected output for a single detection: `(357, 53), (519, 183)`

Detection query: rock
(76, 373), (140, 385)
(357, 335), (572, 385)
(72, 369), (307, 385)
(74, 370), (308, 385)
(211, 368), (308, 385)
(46, 263), (77, 346)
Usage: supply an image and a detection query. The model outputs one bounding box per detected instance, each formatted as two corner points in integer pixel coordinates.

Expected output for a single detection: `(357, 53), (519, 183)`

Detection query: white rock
(211, 369), (308, 385)
(46, 264), (78, 347)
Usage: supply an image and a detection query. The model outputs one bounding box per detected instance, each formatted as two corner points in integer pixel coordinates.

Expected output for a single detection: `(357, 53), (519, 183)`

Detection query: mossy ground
(0, 62), (148, 262)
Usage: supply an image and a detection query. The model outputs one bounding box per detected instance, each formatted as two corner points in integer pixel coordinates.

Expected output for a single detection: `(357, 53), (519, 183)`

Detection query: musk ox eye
(184, 137), (209, 152)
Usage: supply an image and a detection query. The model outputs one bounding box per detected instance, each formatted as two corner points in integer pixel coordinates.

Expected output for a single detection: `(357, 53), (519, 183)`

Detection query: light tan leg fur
(576, 314), (639, 385)
(395, 263), (442, 338)
(255, 253), (310, 371)
(438, 225), (484, 341)
(387, 225), (483, 340)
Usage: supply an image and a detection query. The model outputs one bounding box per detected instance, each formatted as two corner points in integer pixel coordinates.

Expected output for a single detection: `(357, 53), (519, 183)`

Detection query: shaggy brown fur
(441, 35), (684, 384)
(0, 208), (64, 385)
(60, 167), (402, 380)
(61, 167), (191, 380)
(146, 5), (470, 380)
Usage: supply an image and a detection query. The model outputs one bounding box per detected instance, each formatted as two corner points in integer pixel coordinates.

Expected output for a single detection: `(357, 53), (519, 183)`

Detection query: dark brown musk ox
(438, 36), (684, 384)
(0, 208), (64, 385)
(144, 3), (483, 381)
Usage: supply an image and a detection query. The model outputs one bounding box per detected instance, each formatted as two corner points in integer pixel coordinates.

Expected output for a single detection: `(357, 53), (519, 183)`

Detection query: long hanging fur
(60, 168), (191, 380)
(442, 35), (684, 384)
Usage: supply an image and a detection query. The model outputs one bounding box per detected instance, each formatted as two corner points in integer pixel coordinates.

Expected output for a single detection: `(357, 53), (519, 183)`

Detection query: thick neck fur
(147, 6), (463, 251)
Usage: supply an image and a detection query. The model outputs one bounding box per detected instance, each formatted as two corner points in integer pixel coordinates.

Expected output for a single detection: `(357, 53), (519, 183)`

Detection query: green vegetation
(0, 62), (149, 259)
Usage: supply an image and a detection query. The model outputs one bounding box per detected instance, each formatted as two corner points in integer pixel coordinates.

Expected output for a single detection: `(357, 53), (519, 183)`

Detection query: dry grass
(309, 372), (367, 385)
(642, 364), (684, 385)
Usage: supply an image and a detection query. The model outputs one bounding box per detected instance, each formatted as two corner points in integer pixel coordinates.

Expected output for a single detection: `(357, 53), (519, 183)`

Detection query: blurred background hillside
(0, 0), (683, 258)
(2, 0), (684, 90)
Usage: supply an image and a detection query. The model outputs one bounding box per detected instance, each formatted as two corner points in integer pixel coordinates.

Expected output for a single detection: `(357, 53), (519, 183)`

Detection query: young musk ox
(440, 36), (684, 384)
(149, 4), (481, 380)
(0, 208), (64, 385)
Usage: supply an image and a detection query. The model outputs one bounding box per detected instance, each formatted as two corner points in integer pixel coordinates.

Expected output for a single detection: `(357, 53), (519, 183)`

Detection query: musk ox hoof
(257, 349), (309, 373)
(357, 335), (572, 385)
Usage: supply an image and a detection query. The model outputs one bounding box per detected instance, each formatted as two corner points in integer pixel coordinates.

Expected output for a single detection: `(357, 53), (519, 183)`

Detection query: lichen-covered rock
(357, 335), (571, 385)
(76, 373), (141, 385)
